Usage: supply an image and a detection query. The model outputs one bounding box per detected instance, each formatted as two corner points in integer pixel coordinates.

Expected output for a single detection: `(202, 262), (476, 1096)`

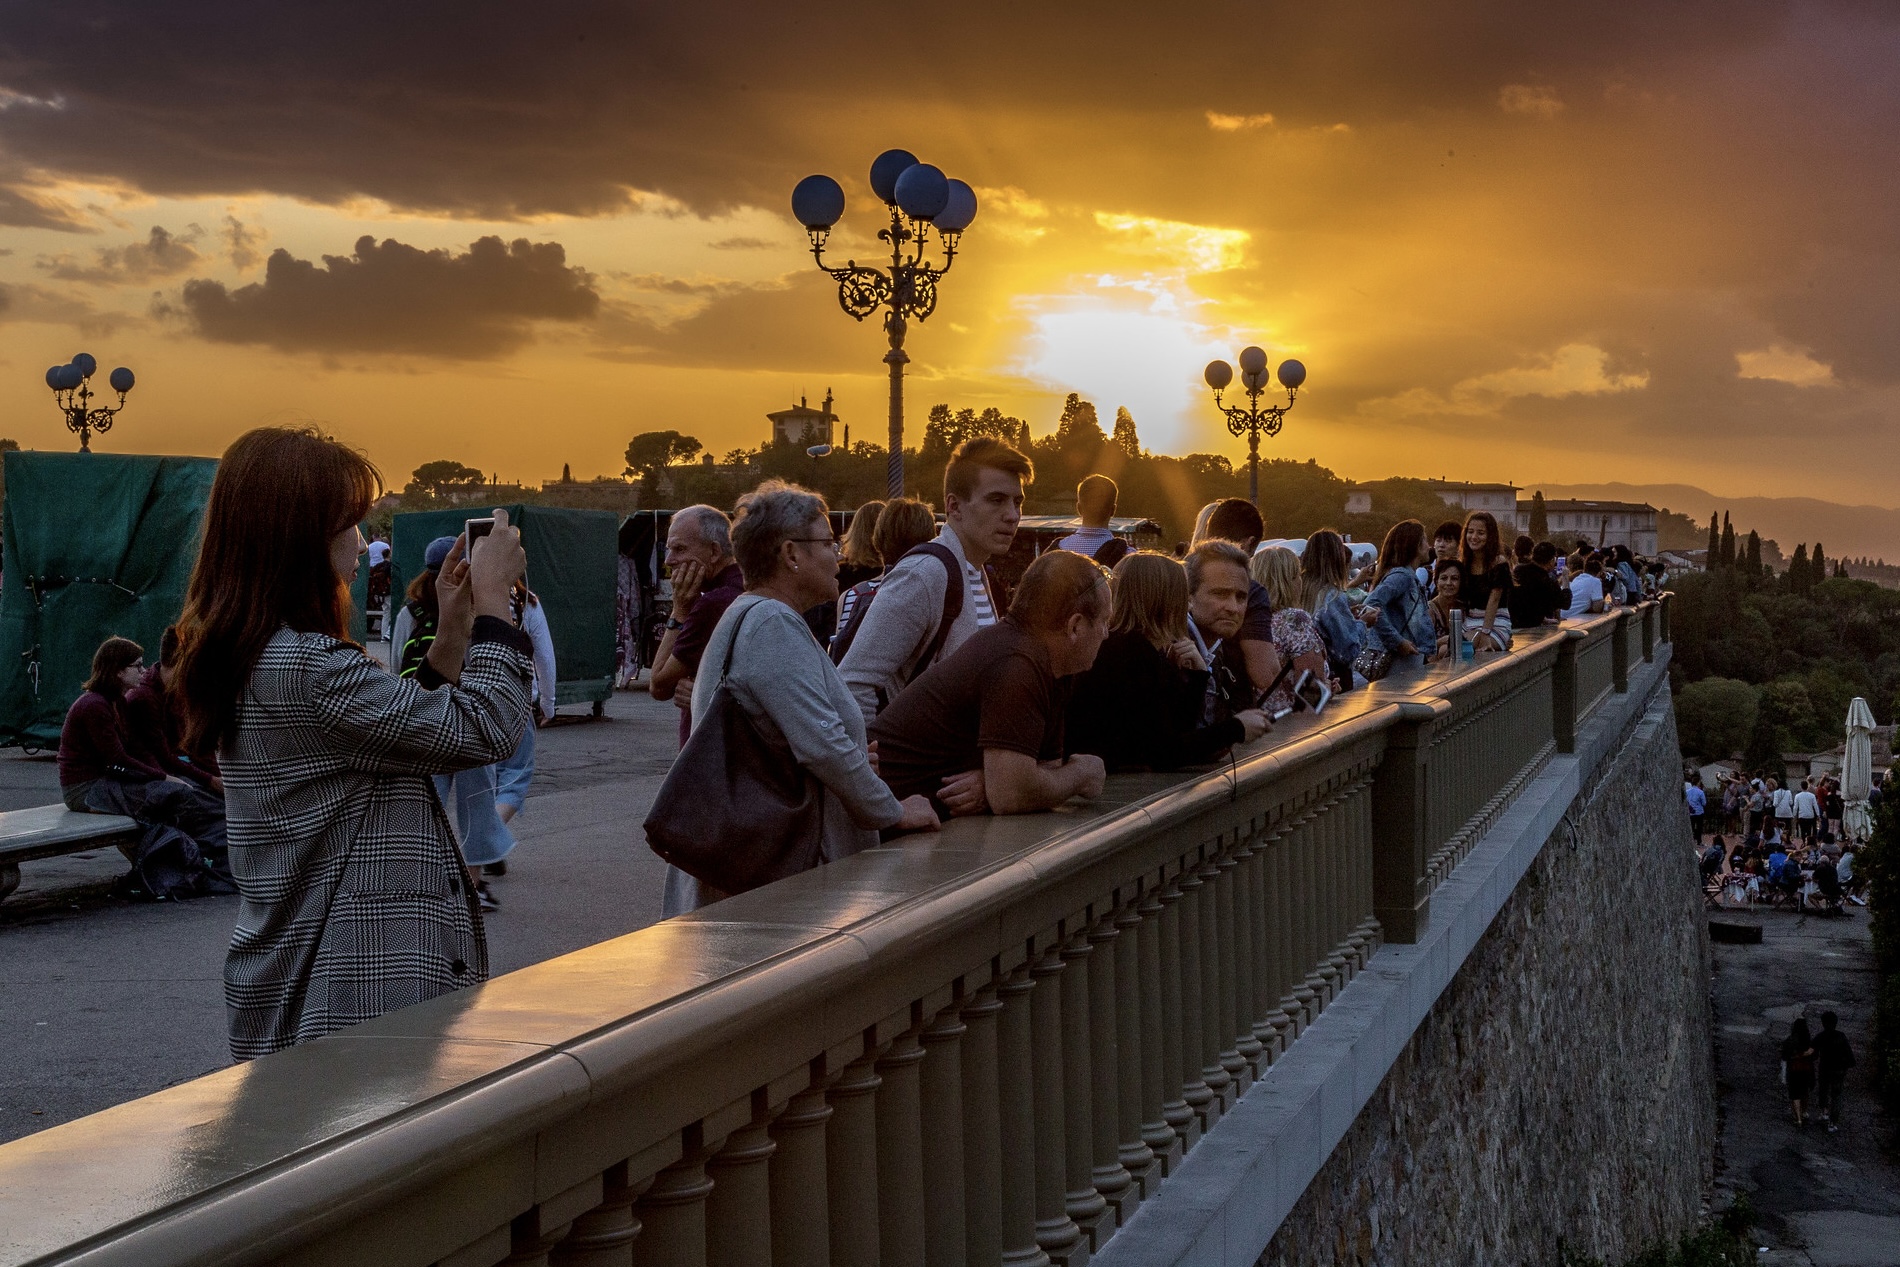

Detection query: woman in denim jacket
(1365, 520), (1436, 670)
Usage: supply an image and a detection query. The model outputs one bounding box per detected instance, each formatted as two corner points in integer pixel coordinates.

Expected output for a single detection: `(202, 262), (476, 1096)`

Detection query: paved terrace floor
(1712, 908), (1900, 1267)
(0, 689), (685, 1145)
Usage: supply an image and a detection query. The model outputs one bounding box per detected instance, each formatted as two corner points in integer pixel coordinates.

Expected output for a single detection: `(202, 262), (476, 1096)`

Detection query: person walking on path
(174, 427), (532, 1060)
(1781, 1017), (1818, 1127)
(1685, 774), (1708, 845)
(1814, 1011), (1855, 1132)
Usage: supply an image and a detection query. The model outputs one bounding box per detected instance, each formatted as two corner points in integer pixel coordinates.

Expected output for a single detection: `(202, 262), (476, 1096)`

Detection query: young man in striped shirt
(840, 436), (1031, 749)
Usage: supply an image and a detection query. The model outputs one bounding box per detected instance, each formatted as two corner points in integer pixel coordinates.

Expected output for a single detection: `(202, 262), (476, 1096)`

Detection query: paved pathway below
(1711, 906), (1900, 1267)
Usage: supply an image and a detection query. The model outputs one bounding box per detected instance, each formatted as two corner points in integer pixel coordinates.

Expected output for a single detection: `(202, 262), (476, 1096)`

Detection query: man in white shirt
(366, 537), (391, 568)
(1056, 474), (1124, 566)
(840, 436), (1029, 729)
(1770, 779), (1794, 832)
(1793, 779), (1821, 844)
(1563, 557), (1606, 619)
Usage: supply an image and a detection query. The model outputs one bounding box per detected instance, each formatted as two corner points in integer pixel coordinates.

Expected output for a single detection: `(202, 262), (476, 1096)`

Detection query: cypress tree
(1720, 515), (1737, 569)
(1706, 512), (1719, 567)
(1790, 543), (1810, 593)
(1529, 491), (1548, 542)
(1745, 531), (1762, 577)
(1812, 541), (1827, 582)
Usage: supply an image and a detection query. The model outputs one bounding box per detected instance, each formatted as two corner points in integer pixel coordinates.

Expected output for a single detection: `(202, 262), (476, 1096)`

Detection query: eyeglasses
(791, 537), (843, 553)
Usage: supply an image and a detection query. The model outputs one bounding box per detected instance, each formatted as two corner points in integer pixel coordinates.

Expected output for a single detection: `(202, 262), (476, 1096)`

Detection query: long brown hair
(1108, 550), (1187, 647)
(175, 428), (381, 753)
(1377, 519), (1426, 580)
(1461, 511), (1503, 576)
(1299, 529), (1349, 613)
(85, 636), (143, 696)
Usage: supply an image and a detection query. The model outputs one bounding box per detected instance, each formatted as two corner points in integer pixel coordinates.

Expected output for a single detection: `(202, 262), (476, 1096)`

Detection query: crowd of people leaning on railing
(1694, 767), (1875, 914)
(46, 427), (1668, 1061)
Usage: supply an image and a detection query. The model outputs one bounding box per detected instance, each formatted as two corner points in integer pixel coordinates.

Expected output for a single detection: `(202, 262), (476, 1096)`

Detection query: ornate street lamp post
(791, 149), (979, 498)
(45, 353), (135, 452)
(1203, 345), (1306, 508)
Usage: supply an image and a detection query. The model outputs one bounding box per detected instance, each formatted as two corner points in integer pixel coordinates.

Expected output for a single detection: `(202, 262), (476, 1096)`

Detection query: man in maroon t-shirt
(648, 505), (746, 744)
(870, 550), (1110, 816)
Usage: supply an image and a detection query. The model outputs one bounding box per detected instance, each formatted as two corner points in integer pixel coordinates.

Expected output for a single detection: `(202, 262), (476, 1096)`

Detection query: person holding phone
(174, 427), (533, 1060)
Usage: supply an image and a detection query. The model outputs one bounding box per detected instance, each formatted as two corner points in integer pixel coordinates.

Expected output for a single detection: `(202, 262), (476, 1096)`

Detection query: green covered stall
(391, 504), (619, 715)
(0, 451), (219, 748)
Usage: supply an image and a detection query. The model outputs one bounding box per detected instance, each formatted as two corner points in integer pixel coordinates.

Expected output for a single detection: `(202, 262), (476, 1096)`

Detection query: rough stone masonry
(1261, 690), (1716, 1266)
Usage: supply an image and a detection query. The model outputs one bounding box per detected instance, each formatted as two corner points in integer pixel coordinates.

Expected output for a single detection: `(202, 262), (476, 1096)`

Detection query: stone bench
(0, 803), (140, 902)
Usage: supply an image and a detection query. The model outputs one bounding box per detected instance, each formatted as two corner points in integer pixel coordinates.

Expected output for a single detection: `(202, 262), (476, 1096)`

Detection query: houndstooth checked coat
(221, 617), (532, 1060)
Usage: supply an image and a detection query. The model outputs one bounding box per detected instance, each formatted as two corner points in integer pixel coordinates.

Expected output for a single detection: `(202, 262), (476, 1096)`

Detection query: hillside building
(768, 390), (838, 449)
(1518, 498), (1657, 555)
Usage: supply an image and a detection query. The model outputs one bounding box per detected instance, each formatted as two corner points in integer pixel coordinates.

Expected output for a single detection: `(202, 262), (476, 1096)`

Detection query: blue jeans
(433, 765), (515, 867)
(495, 720), (536, 814)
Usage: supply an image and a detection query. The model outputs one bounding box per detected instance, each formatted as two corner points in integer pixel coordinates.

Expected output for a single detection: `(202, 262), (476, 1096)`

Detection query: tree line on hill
(392, 396), (1469, 546)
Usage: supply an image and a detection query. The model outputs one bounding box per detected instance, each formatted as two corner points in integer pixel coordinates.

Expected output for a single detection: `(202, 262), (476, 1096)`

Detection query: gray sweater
(838, 526), (995, 726)
(662, 594), (901, 916)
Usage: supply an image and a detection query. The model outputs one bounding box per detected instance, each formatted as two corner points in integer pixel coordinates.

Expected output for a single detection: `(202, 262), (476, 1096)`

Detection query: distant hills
(1530, 482), (1900, 562)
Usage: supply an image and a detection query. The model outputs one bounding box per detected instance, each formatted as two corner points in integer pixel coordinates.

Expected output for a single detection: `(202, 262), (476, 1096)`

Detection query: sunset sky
(1, 1), (1896, 503)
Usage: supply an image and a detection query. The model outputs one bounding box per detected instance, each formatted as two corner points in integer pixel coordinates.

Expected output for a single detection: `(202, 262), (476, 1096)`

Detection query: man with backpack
(839, 436), (1032, 730)
(1056, 474), (1129, 568)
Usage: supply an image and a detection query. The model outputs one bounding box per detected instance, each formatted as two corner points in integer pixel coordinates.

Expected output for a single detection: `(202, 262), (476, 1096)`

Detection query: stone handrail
(0, 598), (1669, 1267)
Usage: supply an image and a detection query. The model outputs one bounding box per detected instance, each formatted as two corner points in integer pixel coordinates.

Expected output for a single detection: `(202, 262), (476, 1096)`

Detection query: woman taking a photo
(659, 481), (938, 916)
(1363, 520), (1436, 671)
(1068, 551), (1267, 770)
(175, 427), (532, 1060)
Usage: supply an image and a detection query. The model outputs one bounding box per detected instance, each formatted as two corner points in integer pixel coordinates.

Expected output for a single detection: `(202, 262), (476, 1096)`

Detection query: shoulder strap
(1091, 537), (1130, 567)
(719, 599), (760, 678)
(827, 579), (881, 665)
(904, 543), (965, 683)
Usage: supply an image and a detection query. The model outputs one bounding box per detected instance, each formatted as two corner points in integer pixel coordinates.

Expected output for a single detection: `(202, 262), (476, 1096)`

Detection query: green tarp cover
(0, 451), (219, 748)
(391, 504), (619, 706)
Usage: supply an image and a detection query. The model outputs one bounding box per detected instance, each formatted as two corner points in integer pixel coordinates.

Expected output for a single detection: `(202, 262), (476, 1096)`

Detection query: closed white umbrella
(1842, 696), (1876, 842)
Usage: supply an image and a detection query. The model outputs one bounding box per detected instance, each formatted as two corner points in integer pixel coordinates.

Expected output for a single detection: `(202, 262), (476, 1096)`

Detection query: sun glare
(1015, 282), (1235, 455)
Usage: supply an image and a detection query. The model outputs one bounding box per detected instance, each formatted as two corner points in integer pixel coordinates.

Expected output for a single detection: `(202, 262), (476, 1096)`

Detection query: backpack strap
(905, 542), (964, 684)
(1091, 536), (1130, 568)
(827, 578), (882, 665)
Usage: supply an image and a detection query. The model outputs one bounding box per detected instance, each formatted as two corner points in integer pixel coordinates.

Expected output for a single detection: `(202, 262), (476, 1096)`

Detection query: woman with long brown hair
(1066, 551), (1267, 769)
(174, 427), (530, 1060)
(1458, 510), (1513, 652)
(1363, 519), (1435, 669)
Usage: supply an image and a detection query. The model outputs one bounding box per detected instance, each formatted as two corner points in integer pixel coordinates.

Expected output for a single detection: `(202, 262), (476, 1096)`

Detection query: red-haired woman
(1458, 511), (1514, 653)
(174, 428), (531, 1060)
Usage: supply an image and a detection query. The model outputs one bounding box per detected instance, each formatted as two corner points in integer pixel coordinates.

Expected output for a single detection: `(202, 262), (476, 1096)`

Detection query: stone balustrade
(0, 599), (1668, 1267)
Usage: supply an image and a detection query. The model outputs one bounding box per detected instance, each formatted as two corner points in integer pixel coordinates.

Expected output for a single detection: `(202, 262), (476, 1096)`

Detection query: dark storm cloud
(0, 0), (1801, 218)
(40, 225), (203, 283)
(165, 235), (599, 358)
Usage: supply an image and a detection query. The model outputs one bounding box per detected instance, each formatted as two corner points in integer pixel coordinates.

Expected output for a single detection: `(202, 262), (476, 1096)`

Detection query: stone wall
(1261, 689), (1716, 1267)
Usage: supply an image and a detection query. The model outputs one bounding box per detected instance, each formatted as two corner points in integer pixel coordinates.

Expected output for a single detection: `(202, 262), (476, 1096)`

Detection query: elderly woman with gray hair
(660, 481), (940, 916)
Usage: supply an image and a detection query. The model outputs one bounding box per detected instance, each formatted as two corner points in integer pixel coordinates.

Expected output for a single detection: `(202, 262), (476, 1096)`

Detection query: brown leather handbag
(643, 602), (825, 896)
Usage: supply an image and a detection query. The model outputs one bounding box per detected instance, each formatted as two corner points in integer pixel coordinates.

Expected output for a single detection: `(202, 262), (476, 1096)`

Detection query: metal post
(1248, 433), (1260, 508)
(884, 314), (908, 498)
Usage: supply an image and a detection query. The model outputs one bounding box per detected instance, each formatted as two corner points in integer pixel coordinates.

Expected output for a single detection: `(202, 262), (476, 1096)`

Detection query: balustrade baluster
(921, 997), (969, 1267)
(1136, 880), (1181, 1177)
(1262, 826), (1294, 1059)
(1194, 849), (1233, 1113)
(1229, 828), (1264, 1078)
(706, 1098), (775, 1267)
(1031, 939), (1084, 1265)
(961, 975), (1005, 1266)
(997, 965), (1048, 1266)
(876, 1021), (928, 1267)
(631, 1127), (720, 1267)
(1289, 812), (1321, 1030)
(1213, 843), (1247, 1096)
(825, 1047), (883, 1267)
(1112, 892), (1154, 1206)
(552, 1165), (646, 1267)
(768, 1069), (833, 1267)
(1084, 908), (1133, 1230)
(1250, 825), (1284, 1064)
(1173, 856), (1215, 1134)
(1059, 924), (1107, 1249)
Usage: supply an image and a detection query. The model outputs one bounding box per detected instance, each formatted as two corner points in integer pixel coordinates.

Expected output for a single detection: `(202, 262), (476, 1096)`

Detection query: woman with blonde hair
(837, 499), (884, 590)
(1067, 551), (1267, 769)
(1250, 546), (1332, 713)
